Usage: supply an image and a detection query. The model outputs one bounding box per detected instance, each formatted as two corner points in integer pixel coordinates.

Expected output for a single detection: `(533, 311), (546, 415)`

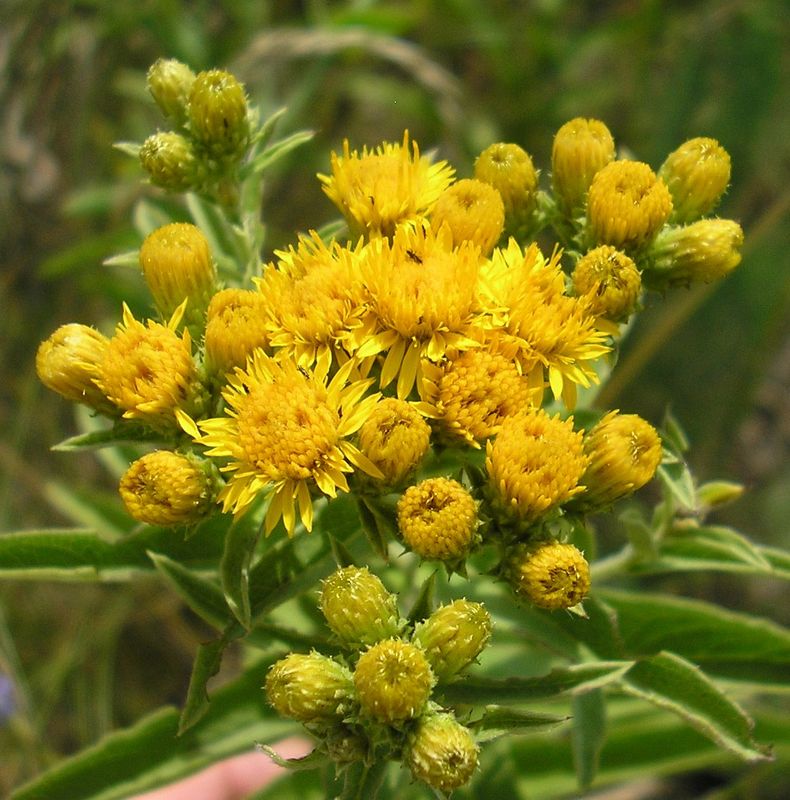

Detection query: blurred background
(1, 0), (788, 796)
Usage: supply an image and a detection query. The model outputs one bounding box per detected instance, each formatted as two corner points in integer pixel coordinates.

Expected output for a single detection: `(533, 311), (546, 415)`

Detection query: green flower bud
(475, 142), (539, 226)
(139, 131), (200, 192)
(320, 566), (401, 646)
(188, 69), (249, 158)
(146, 58), (195, 126)
(407, 712), (479, 794)
(413, 600), (492, 681)
(353, 639), (434, 724)
(265, 652), (354, 724)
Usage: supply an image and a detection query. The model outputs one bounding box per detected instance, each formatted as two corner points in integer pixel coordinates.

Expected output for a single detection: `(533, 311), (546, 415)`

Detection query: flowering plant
(7, 60), (789, 799)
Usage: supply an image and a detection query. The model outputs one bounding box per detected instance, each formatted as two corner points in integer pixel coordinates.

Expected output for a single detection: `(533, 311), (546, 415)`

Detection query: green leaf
(761, 545), (790, 580)
(544, 594), (626, 660)
(435, 661), (633, 705)
(338, 760), (388, 800)
(52, 424), (166, 452)
(620, 651), (771, 762)
(148, 551), (231, 630)
(178, 637), (231, 735)
(113, 141), (141, 157)
(661, 410), (690, 453)
(470, 706), (569, 743)
(242, 130), (315, 178)
(257, 745), (329, 771)
(405, 570), (437, 624)
(220, 517), (262, 629)
(102, 249), (140, 268)
(571, 689), (607, 789)
(356, 497), (391, 560)
(599, 588), (790, 687)
(657, 452), (697, 511)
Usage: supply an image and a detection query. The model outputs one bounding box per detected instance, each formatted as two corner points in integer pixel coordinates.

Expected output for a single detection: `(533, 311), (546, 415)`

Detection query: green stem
(339, 759), (388, 800)
(591, 546), (636, 582)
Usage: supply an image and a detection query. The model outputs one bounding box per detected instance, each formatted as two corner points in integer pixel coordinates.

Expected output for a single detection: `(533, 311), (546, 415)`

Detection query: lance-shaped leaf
(470, 706), (569, 743)
(572, 688), (607, 789)
(178, 637), (231, 735)
(220, 516), (262, 629)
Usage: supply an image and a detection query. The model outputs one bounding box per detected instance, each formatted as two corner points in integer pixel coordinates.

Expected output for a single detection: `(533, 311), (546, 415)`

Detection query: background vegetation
(1, 0), (788, 796)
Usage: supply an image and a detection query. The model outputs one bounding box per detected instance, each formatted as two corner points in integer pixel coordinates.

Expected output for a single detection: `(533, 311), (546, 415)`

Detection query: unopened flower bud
(119, 450), (214, 526)
(507, 541), (590, 610)
(659, 137), (731, 223)
(188, 69), (249, 158)
(572, 246), (641, 321)
(146, 59), (195, 126)
(646, 219), (743, 287)
(579, 411), (662, 508)
(139, 223), (216, 323)
(587, 161), (673, 251)
(406, 712), (479, 793)
(139, 131), (200, 192)
(430, 178), (505, 255)
(397, 478), (479, 562)
(320, 566), (401, 646)
(475, 142), (539, 227)
(36, 324), (114, 413)
(265, 652), (354, 724)
(357, 398), (431, 487)
(354, 639), (434, 724)
(413, 600), (492, 681)
(552, 118), (615, 214)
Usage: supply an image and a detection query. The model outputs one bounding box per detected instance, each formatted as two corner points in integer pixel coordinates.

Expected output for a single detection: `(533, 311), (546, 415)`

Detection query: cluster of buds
(139, 59), (251, 198)
(265, 566), (491, 793)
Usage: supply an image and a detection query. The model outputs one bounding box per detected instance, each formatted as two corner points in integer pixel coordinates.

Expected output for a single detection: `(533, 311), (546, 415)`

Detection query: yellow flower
(481, 240), (610, 407)
(139, 223), (216, 323)
(486, 408), (588, 523)
(188, 69), (249, 158)
(256, 232), (367, 376)
(354, 639), (434, 724)
(139, 131), (200, 192)
(587, 161), (673, 251)
(318, 131), (455, 239)
(186, 353), (382, 534)
(357, 223), (489, 399)
(507, 541), (590, 610)
(551, 117), (615, 214)
(203, 288), (271, 377)
(572, 245), (642, 323)
(357, 398), (431, 486)
(146, 58), (195, 126)
(407, 712), (479, 793)
(36, 324), (115, 413)
(95, 302), (198, 429)
(475, 142), (539, 226)
(419, 345), (537, 446)
(579, 411), (662, 508)
(119, 450), (214, 526)
(397, 477), (479, 562)
(659, 137), (731, 223)
(429, 178), (505, 255)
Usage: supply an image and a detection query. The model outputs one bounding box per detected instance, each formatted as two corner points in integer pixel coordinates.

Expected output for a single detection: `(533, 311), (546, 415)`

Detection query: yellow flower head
(257, 232), (366, 375)
(357, 398), (431, 486)
(266, 652), (355, 724)
(419, 346), (536, 446)
(659, 137), (731, 223)
(204, 288), (271, 377)
(482, 240), (610, 407)
(318, 131), (455, 239)
(146, 58), (195, 126)
(119, 450), (214, 526)
(36, 323), (114, 413)
(407, 712), (479, 794)
(486, 408), (588, 523)
(357, 223), (488, 399)
(353, 639), (434, 724)
(587, 161), (673, 251)
(139, 131), (200, 193)
(190, 353), (381, 534)
(188, 69), (249, 158)
(139, 222), (216, 322)
(430, 178), (505, 255)
(96, 302), (198, 429)
(572, 245), (642, 322)
(647, 219), (743, 287)
(397, 477), (479, 562)
(579, 411), (662, 508)
(552, 117), (615, 213)
(475, 142), (539, 223)
(507, 541), (591, 610)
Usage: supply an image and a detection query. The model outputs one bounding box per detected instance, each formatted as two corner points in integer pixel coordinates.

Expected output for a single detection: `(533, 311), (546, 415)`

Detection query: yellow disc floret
(357, 398), (431, 486)
(353, 639), (434, 724)
(430, 178), (505, 255)
(507, 541), (591, 610)
(318, 131), (455, 239)
(397, 477), (478, 562)
(587, 161), (673, 251)
(572, 245), (642, 322)
(119, 450), (214, 526)
(486, 408), (588, 523)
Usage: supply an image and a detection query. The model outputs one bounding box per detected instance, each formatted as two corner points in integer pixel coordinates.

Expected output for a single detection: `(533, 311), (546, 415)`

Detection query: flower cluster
(266, 566), (491, 794)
